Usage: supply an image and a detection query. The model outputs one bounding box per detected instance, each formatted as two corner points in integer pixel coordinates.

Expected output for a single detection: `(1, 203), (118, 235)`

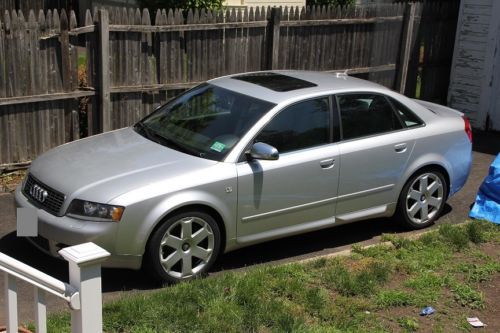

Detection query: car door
(335, 93), (417, 220)
(236, 96), (340, 242)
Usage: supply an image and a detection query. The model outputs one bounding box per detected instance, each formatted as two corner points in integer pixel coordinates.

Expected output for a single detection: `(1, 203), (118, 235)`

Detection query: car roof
(208, 70), (389, 104)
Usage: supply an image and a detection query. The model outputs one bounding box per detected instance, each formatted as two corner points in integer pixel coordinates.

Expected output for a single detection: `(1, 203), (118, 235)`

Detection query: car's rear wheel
(396, 170), (448, 229)
(146, 210), (221, 283)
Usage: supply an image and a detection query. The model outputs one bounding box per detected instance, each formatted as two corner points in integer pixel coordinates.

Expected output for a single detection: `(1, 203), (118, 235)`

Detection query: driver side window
(255, 97), (330, 154)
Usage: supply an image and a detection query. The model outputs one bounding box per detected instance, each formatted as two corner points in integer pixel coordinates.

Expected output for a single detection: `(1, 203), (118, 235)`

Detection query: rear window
(232, 72), (317, 92)
(389, 97), (424, 128)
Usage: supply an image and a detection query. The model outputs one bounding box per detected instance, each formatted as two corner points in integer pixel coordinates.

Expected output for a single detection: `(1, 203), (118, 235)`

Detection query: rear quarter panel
(397, 115), (472, 199)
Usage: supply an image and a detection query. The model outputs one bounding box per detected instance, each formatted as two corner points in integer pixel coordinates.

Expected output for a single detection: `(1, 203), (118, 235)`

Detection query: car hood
(29, 127), (217, 203)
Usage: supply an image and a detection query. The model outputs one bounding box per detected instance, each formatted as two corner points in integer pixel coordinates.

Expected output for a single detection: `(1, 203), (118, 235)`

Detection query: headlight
(67, 199), (125, 222)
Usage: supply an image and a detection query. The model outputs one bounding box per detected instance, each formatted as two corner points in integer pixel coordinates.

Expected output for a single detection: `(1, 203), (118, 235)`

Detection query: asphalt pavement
(0, 131), (498, 324)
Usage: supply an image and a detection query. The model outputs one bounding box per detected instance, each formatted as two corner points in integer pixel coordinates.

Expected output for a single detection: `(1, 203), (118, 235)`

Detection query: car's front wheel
(396, 170), (448, 229)
(145, 210), (221, 283)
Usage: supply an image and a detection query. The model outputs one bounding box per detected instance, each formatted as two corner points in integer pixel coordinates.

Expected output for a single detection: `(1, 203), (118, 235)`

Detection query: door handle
(394, 143), (407, 153)
(320, 158), (335, 169)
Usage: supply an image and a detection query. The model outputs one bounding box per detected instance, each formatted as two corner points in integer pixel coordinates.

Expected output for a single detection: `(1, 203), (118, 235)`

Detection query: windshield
(135, 84), (276, 161)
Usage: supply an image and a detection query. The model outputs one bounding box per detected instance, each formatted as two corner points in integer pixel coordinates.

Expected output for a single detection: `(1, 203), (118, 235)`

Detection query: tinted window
(337, 94), (403, 140)
(232, 73), (317, 92)
(137, 84), (275, 161)
(389, 97), (424, 128)
(255, 98), (330, 153)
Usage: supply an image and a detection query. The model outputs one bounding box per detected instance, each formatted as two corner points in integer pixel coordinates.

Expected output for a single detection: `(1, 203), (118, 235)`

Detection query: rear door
(335, 93), (420, 220)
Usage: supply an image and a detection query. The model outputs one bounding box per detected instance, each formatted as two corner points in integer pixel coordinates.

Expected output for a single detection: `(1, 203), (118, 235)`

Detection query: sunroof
(232, 72), (317, 92)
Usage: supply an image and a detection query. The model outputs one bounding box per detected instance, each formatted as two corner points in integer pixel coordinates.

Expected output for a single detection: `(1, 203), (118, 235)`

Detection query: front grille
(23, 174), (66, 216)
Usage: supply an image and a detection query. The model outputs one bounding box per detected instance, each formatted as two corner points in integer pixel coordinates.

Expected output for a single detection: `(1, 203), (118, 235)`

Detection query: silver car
(15, 71), (472, 282)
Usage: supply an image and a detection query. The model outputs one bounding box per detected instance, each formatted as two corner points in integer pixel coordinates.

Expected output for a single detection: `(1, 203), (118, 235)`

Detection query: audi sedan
(15, 71), (472, 283)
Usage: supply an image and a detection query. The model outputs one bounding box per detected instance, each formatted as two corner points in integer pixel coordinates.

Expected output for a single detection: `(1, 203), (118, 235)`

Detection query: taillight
(462, 116), (472, 143)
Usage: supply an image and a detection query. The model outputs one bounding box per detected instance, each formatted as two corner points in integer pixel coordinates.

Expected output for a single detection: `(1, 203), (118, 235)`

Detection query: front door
(236, 97), (340, 243)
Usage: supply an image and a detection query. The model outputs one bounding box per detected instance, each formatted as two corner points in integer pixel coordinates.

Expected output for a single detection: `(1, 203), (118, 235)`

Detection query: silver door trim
(337, 184), (395, 202)
(241, 184), (394, 223)
(241, 196), (337, 223)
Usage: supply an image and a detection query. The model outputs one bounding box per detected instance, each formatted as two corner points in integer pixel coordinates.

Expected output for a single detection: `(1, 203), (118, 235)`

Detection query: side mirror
(249, 142), (279, 161)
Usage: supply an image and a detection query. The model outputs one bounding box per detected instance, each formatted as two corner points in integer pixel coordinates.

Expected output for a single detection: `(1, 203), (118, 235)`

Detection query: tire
(145, 210), (221, 284)
(395, 170), (448, 230)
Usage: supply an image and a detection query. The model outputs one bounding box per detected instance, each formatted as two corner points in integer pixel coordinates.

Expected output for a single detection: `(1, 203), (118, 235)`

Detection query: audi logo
(30, 184), (48, 203)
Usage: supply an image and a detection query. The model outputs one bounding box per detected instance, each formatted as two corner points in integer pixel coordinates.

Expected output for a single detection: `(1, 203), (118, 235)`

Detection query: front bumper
(14, 185), (142, 269)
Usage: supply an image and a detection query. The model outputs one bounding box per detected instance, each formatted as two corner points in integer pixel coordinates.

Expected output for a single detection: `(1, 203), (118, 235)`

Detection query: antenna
(335, 70), (349, 78)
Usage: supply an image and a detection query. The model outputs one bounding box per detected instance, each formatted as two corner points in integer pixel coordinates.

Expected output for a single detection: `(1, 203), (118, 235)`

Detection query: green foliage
(376, 290), (414, 308)
(306, 0), (355, 7)
(397, 317), (419, 332)
(138, 0), (224, 11)
(325, 261), (391, 296)
(455, 261), (500, 283)
(451, 283), (484, 309)
(438, 223), (470, 250)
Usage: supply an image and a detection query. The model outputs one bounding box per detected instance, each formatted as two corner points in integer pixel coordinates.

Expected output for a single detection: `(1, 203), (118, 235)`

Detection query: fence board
(0, 4), (460, 166)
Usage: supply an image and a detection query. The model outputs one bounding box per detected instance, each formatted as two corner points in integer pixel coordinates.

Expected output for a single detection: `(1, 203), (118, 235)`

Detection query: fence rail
(1, 242), (109, 333)
(0, 2), (460, 167)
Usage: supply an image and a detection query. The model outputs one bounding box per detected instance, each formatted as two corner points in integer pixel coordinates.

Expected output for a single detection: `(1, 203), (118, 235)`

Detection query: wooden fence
(0, 2), (459, 168)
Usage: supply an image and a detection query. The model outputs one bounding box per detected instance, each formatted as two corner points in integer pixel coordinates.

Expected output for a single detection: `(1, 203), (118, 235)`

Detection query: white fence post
(4, 273), (18, 333)
(34, 287), (47, 333)
(59, 243), (110, 333)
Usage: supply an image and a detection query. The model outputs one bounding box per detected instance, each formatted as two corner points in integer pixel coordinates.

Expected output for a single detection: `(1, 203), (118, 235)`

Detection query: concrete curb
(294, 227), (448, 265)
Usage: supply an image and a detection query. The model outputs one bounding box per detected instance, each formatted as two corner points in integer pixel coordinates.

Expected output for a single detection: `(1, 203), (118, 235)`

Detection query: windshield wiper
(135, 122), (199, 157)
(134, 121), (153, 139)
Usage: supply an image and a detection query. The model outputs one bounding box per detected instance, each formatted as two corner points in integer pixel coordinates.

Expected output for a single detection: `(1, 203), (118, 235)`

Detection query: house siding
(448, 0), (500, 130)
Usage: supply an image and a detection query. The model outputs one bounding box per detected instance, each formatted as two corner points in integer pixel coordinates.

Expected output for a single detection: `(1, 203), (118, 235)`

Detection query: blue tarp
(470, 153), (500, 224)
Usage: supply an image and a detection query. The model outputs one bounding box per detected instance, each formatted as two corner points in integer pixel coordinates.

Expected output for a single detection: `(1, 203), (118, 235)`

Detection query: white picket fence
(0, 242), (109, 333)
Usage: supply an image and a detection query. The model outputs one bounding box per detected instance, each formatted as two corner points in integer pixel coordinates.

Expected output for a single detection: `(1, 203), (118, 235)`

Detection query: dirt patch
(477, 274), (500, 332)
(373, 240), (500, 332)
(0, 170), (25, 193)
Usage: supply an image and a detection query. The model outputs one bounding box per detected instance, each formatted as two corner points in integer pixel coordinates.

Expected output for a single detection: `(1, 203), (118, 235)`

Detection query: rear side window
(337, 94), (403, 140)
(388, 97), (424, 128)
(256, 97), (330, 153)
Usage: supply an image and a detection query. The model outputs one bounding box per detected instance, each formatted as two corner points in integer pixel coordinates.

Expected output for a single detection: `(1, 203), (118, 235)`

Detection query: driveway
(0, 131), (498, 325)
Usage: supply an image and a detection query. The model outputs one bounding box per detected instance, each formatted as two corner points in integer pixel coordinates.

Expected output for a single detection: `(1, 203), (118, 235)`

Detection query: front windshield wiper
(134, 121), (199, 157)
(134, 121), (153, 139)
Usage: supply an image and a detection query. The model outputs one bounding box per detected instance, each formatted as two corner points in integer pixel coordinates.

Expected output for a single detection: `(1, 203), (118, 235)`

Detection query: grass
(45, 221), (499, 332)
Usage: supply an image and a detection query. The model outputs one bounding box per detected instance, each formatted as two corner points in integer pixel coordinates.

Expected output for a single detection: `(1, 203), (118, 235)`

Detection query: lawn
(44, 221), (499, 333)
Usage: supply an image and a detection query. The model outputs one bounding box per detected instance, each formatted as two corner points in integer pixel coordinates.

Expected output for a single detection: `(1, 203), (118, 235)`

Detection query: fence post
(97, 9), (111, 133)
(60, 9), (71, 92)
(34, 287), (47, 333)
(4, 273), (18, 333)
(266, 7), (281, 70)
(396, 2), (416, 94)
(59, 243), (110, 333)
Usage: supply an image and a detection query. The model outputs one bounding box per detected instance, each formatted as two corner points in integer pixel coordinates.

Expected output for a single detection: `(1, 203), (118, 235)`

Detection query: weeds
(325, 260), (391, 296)
(397, 316), (419, 332)
(439, 223), (470, 250)
(45, 221), (499, 332)
(451, 282), (485, 309)
(376, 290), (414, 308)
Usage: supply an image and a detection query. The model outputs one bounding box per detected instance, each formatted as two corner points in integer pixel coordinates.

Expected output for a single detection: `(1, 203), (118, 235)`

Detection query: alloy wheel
(159, 216), (215, 279)
(405, 173), (444, 224)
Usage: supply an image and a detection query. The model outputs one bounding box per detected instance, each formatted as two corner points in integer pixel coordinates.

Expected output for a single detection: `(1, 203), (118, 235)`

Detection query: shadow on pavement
(0, 204), (459, 292)
(214, 204), (455, 272)
(473, 130), (500, 155)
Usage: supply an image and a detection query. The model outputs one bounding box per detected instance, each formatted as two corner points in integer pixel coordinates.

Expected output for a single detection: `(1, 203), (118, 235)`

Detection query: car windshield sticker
(210, 141), (226, 152)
